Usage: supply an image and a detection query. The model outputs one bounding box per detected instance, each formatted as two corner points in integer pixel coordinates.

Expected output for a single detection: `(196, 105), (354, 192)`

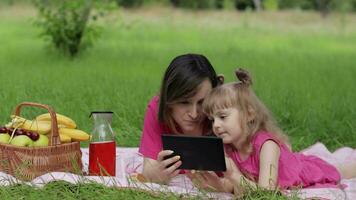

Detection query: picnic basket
(0, 102), (83, 181)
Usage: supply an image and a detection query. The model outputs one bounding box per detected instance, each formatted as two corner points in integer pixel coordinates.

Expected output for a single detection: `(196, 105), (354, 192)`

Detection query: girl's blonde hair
(203, 68), (289, 153)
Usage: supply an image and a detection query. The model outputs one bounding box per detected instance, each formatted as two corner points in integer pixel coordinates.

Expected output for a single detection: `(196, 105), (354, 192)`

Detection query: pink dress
(138, 96), (172, 160)
(226, 131), (341, 189)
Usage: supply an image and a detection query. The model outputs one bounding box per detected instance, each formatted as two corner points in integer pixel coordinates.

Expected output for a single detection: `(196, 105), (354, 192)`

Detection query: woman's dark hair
(158, 53), (219, 129)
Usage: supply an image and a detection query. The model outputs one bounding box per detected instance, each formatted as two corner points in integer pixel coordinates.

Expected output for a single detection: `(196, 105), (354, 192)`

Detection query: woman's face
(170, 79), (212, 135)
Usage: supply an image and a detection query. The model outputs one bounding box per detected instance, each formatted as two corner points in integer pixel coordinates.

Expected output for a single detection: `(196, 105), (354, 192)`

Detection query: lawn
(0, 3), (355, 199)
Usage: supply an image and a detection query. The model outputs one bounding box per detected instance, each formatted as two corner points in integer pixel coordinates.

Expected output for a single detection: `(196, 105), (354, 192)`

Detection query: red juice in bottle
(89, 111), (116, 176)
(89, 141), (116, 176)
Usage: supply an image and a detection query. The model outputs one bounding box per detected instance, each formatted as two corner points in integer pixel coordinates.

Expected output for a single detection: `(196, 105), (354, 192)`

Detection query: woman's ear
(247, 106), (256, 122)
(217, 74), (224, 85)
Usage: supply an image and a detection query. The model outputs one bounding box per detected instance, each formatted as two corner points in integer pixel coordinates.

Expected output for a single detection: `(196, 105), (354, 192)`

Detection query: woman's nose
(188, 105), (198, 119)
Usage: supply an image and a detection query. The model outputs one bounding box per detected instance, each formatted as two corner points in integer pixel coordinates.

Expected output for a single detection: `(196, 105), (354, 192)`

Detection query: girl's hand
(187, 170), (233, 193)
(224, 157), (243, 181)
(142, 150), (182, 184)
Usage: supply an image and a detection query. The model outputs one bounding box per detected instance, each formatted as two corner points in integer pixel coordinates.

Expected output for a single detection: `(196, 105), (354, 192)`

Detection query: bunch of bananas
(8, 113), (90, 144)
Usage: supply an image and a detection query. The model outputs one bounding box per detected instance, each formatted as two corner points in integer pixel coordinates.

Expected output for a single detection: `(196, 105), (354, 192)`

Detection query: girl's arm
(187, 170), (235, 193)
(224, 157), (257, 194)
(257, 140), (280, 189)
(226, 140), (280, 193)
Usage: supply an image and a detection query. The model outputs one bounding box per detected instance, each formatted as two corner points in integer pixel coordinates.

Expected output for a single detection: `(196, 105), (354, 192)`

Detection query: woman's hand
(187, 170), (234, 193)
(142, 150), (182, 184)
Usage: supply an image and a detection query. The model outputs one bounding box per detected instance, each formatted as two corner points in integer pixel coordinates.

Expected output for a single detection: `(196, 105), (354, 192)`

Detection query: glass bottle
(89, 111), (116, 176)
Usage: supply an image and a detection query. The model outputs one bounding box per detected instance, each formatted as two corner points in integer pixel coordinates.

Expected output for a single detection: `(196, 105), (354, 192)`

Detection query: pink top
(139, 96), (172, 160)
(226, 131), (341, 189)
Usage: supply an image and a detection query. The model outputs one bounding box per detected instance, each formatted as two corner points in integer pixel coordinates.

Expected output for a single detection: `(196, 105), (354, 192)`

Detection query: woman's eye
(220, 115), (226, 120)
(179, 101), (189, 105)
(197, 100), (204, 105)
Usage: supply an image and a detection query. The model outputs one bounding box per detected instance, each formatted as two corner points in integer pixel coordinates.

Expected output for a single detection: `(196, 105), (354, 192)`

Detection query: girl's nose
(213, 119), (222, 131)
(213, 120), (218, 128)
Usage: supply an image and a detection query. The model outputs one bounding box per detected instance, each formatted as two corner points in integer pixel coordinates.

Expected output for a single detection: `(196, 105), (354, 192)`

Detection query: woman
(139, 53), (223, 183)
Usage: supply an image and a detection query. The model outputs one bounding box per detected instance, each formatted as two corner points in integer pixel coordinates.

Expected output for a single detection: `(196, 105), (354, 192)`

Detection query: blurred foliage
(116, 0), (143, 8)
(263, 0), (278, 10)
(33, 0), (115, 57)
(278, 0), (356, 12)
(169, 0), (217, 9)
(234, 0), (256, 10)
(166, 0), (356, 12)
(2, 0), (356, 12)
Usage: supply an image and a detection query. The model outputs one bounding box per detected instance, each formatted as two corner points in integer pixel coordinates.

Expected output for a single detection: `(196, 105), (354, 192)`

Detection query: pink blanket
(0, 142), (355, 199)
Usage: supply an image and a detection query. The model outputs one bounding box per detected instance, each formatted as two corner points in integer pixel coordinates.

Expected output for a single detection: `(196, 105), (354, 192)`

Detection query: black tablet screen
(162, 134), (226, 171)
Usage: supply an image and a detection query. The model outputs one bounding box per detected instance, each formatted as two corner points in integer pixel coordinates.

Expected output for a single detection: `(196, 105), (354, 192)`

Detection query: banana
(36, 113), (77, 129)
(59, 133), (72, 143)
(11, 115), (51, 135)
(59, 128), (90, 141)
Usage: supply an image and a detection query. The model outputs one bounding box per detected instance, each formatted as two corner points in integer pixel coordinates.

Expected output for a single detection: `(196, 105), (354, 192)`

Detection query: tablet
(161, 134), (226, 171)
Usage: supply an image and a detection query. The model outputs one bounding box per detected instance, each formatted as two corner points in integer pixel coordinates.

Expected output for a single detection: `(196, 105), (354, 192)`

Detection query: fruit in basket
(36, 113), (77, 129)
(0, 126), (8, 133)
(33, 134), (49, 147)
(10, 115), (51, 135)
(0, 126), (40, 141)
(0, 133), (10, 144)
(59, 128), (90, 141)
(59, 133), (72, 143)
(10, 135), (34, 147)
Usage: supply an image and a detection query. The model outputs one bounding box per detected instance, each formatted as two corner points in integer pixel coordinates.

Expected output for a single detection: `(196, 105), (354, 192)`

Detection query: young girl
(194, 68), (356, 193)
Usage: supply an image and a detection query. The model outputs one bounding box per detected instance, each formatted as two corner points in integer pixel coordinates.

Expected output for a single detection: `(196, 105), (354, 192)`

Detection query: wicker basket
(0, 102), (83, 181)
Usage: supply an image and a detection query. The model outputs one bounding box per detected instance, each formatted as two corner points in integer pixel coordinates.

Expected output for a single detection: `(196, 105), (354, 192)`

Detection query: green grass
(0, 181), (185, 200)
(0, 4), (356, 199)
(0, 180), (301, 200)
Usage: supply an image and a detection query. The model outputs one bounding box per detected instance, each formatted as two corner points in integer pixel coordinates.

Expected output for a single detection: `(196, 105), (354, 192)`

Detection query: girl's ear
(217, 74), (224, 85)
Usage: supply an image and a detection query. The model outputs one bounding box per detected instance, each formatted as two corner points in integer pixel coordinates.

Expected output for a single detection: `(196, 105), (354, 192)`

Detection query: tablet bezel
(161, 134), (226, 172)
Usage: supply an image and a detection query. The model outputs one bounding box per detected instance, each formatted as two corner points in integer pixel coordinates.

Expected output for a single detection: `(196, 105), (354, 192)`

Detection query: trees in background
(4, 0), (350, 57)
(33, 0), (115, 57)
(128, 0), (353, 13)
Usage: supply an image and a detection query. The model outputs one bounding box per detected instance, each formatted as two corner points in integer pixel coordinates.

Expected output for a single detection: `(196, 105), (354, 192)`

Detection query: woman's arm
(142, 150), (182, 184)
(139, 96), (182, 183)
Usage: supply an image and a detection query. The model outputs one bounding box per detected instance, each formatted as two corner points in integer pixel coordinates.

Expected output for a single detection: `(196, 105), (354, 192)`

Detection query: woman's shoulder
(146, 95), (160, 111)
(148, 95), (159, 106)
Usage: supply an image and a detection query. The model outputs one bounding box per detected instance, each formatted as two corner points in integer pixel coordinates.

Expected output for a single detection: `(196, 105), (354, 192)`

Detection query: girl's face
(170, 79), (212, 135)
(209, 107), (243, 146)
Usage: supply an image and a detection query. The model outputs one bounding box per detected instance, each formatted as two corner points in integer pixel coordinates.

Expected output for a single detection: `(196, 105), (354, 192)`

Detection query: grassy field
(0, 3), (356, 199)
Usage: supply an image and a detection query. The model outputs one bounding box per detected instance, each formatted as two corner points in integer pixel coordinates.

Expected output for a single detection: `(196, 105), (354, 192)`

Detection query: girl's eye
(179, 101), (189, 105)
(220, 115), (226, 120)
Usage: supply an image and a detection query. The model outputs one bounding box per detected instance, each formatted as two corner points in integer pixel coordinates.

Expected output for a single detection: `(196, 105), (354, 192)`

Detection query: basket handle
(14, 102), (61, 146)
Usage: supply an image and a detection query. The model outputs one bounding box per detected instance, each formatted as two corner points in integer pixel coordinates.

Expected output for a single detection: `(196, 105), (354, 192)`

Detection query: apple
(33, 134), (49, 147)
(0, 133), (10, 144)
(10, 135), (34, 147)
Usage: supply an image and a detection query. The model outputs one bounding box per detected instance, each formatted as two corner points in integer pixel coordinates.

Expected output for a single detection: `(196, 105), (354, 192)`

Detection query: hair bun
(216, 74), (225, 85)
(235, 68), (252, 86)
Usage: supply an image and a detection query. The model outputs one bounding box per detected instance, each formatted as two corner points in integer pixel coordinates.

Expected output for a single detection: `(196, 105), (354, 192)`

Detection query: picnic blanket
(0, 142), (355, 199)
